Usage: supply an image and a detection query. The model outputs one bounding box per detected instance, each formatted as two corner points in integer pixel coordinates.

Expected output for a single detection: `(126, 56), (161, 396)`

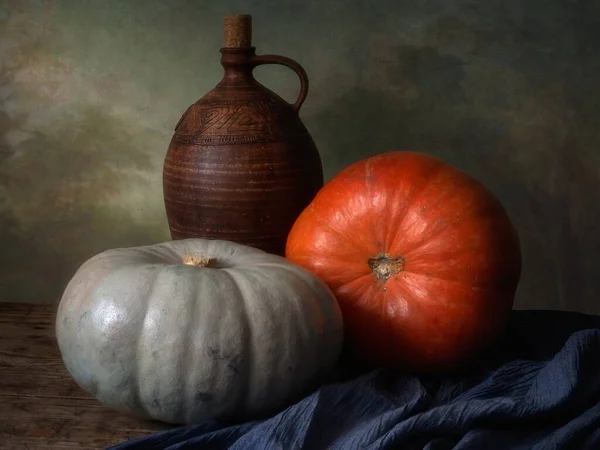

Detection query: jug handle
(252, 54), (309, 113)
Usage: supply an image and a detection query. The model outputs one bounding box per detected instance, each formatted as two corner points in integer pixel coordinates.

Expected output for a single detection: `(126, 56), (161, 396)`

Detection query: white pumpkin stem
(183, 254), (216, 268)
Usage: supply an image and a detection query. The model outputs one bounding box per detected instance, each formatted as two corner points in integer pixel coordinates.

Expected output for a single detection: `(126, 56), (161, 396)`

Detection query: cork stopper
(224, 15), (252, 48)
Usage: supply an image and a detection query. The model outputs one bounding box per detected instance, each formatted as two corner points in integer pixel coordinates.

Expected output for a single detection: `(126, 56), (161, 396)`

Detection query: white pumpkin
(56, 238), (343, 424)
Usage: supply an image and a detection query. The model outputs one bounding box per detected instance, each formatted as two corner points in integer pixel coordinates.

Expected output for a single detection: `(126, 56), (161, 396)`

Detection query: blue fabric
(110, 310), (600, 449)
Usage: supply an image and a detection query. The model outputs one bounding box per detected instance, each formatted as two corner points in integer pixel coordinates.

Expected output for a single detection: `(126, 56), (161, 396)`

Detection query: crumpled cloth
(110, 310), (600, 449)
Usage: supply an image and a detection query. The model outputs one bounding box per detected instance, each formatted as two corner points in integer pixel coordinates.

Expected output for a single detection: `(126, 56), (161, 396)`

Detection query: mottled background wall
(1, 0), (598, 313)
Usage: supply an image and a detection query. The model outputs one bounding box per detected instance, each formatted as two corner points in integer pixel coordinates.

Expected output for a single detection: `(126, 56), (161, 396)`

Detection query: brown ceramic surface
(163, 15), (323, 256)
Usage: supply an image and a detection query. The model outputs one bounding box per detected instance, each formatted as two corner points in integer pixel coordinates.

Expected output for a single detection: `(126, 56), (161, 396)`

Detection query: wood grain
(0, 303), (171, 449)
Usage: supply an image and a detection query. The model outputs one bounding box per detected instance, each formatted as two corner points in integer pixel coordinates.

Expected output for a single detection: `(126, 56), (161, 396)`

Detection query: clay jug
(163, 14), (324, 256)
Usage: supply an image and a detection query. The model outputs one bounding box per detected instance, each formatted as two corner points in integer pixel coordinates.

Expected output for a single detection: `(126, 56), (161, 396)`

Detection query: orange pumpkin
(285, 151), (521, 372)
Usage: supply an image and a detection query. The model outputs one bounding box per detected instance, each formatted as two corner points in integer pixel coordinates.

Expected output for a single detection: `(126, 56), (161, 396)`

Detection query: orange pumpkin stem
(368, 254), (405, 282)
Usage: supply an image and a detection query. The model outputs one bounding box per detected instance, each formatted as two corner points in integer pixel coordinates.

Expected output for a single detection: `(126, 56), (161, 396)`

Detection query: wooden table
(0, 303), (171, 449)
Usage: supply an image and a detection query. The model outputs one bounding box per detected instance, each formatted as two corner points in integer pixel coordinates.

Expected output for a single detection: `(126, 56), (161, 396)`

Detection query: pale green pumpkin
(56, 238), (343, 424)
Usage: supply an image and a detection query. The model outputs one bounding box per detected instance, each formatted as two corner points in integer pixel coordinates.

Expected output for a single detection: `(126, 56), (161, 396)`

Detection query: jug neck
(218, 47), (257, 86)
